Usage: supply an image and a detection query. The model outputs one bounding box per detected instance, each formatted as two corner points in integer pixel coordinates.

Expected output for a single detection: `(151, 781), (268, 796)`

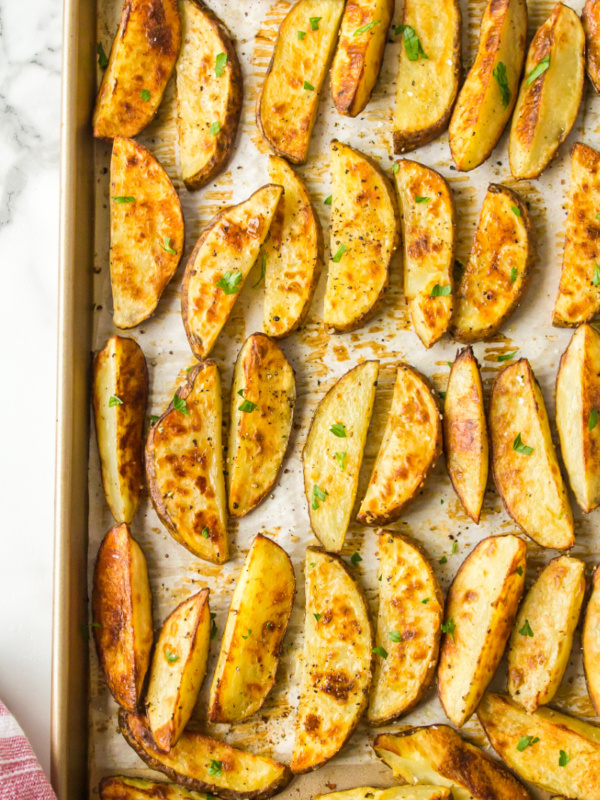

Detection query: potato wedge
(449, 0), (527, 171)
(478, 692), (600, 800)
(367, 530), (443, 726)
(584, 0), (600, 93)
(443, 346), (488, 523)
(208, 534), (295, 723)
(227, 333), (295, 517)
(451, 184), (534, 343)
(93, 335), (148, 524)
(584, 565), (600, 713)
(146, 589), (211, 751)
(176, 0), (242, 190)
(357, 364), (442, 526)
(437, 534), (526, 728)
(394, 159), (455, 348)
(145, 361), (228, 564)
(291, 547), (373, 773)
(392, 0), (461, 153)
(323, 141), (399, 332)
(490, 359), (574, 550)
(314, 788), (451, 800)
(263, 156), (323, 338)
(373, 727), (532, 800)
(119, 710), (293, 800)
(303, 361), (379, 552)
(92, 523), (153, 712)
(93, 0), (181, 139)
(181, 184), (282, 360)
(110, 136), (184, 329)
(101, 776), (208, 800)
(256, 0), (344, 164)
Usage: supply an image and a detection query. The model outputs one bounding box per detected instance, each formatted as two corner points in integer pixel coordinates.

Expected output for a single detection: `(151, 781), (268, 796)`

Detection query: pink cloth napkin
(0, 701), (56, 800)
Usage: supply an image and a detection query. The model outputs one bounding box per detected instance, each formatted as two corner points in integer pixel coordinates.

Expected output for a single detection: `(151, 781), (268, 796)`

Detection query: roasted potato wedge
(263, 156), (323, 338)
(443, 346), (488, 523)
(93, 0), (181, 139)
(451, 184), (533, 343)
(437, 534), (526, 728)
(357, 364), (442, 526)
(392, 0), (461, 153)
(303, 361), (379, 552)
(110, 136), (184, 329)
(449, 0), (527, 171)
(101, 776), (208, 800)
(119, 710), (293, 800)
(323, 141), (399, 332)
(92, 523), (153, 712)
(227, 333), (295, 517)
(583, 565), (600, 713)
(146, 589), (211, 751)
(208, 534), (295, 723)
(367, 530), (443, 726)
(291, 547), (373, 773)
(584, 0), (600, 93)
(394, 159), (455, 348)
(93, 335), (148, 524)
(257, 0), (344, 164)
(181, 184), (282, 359)
(314, 788), (451, 800)
(490, 359), (574, 550)
(145, 361), (228, 564)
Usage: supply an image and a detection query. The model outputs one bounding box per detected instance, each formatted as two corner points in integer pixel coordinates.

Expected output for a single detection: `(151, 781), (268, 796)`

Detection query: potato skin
(100, 777), (209, 799)
(583, 565), (600, 713)
(584, 0), (600, 93)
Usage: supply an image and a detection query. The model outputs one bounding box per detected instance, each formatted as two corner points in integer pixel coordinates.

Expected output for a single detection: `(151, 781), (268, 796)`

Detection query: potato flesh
(583, 567), (600, 713)
(314, 788), (451, 800)
(583, 0), (600, 93)
(100, 777), (208, 800)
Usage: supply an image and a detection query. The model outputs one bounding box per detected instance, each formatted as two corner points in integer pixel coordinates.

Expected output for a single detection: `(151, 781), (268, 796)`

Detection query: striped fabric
(0, 701), (56, 800)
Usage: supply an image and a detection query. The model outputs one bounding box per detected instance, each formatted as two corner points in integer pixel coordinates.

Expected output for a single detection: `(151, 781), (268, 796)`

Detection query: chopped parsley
(215, 52), (228, 77)
(452, 541), (458, 554)
(202, 528), (209, 539)
(593, 262), (600, 286)
(165, 648), (179, 663)
(324, 195), (332, 205)
(304, 80), (315, 91)
(312, 485), (328, 510)
(210, 612), (217, 640)
(150, 415), (159, 424)
(97, 42), (109, 69)
(140, 89), (151, 102)
(388, 631), (403, 642)
(208, 760), (223, 777)
(209, 120), (221, 135)
(559, 749), (571, 767)
(354, 20), (381, 36)
(237, 389), (257, 413)
(493, 61), (511, 108)
(241, 629), (252, 640)
(415, 196), (430, 203)
(590, 408), (599, 431)
(313, 613), (322, 621)
(253, 253), (267, 288)
(309, 16), (321, 30)
(350, 552), (362, 567)
(421, 598), (430, 604)
(430, 284), (451, 297)
(510, 266), (518, 283)
(440, 555), (448, 564)
(330, 423), (347, 437)
(216, 270), (242, 294)
(519, 619), (534, 637)
(372, 646), (388, 658)
(392, 163), (399, 174)
(517, 566), (524, 576)
(112, 196), (135, 203)
(395, 25), (428, 61)
(108, 395), (123, 407)
(441, 617), (456, 640)
(526, 54), (550, 87)
(513, 433), (534, 456)
(498, 350), (518, 362)
(334, 451), (347, 471)
(517, 736), (539, 752)
(511, 205), (521, 217)
(332, 244), (347, 262)
(297, 30), (306, 40)
(161, 236), (177, 255)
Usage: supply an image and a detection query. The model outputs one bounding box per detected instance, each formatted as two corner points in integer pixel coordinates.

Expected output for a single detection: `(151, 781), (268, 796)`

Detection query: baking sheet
(88, 0), (599, 797)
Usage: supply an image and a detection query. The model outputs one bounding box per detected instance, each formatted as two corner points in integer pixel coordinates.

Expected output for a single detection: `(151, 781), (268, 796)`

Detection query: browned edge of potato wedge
(313, 789), (452, 800)
(584, 565), (600, 714)
(584, 0), (600, 93)
(100, 776), (209, 799)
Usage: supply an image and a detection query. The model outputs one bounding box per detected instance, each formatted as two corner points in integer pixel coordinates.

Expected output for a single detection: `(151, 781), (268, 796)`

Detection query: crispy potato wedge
(93, 335), (148, 524)
(146, 589), (211, 751)
(303, 361), (379, 552)
(392, 0), (461, 153)
(373, 727), (532, 800)
(291, 547), (373, 774)
(227, 333), (295, 517)
(100, 776), (208, 800)
(257, 0), (344, 164)
(92, 523), (153, 712)
(584, 0), (600, 93)
(451, 184), (533, 343)
(584, 565), (600, 713)
(314, 788), (451, 800)
(449, 0), (527, 171)
(208, 534), (295, 723)
(181, 184), (282, 359)
(119, 710), (293, 800)
(110, 136), (184, 329)
(357, 364), (442, 526)
(437, 534), (526, 728)
(394, 159), (455, 348)
(145, 361), (228, 564)
(263, 156), (323, 338)
(176, 0), (242, 190)
(367, 530), (443, 726)
(443, 346), (488, 523)
(93, 0), (181, 139)
(323, 141), (399, 332)
(490, 359), (574, 550)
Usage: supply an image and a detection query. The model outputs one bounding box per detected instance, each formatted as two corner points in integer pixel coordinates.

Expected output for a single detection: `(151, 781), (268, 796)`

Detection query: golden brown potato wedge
(437, 534), (526, 728)
(176, 0), (242, 190)
(100, 776), (208, 800)
(93, 0), (181, 139)
(449, 0), (527, 171)
(314, 788), (452, 800)
(291, 547), (373, 774)
(490, 359), (575, 550)
(93, 335), (148, 524)
(392, 0), (461, 153)
(92, 523), (153, 712)
(451, 184), (534, 343)
(584, 565), (600, 713)
(208, 534), (295, 723)
(145, 361), (228, 564)
(181, 184), (282, 359)
(367, 530), (443, 726)
(110, 136), (184, 329)
(394, 159), (455, 348)
(584, 0), (600, 93)
(257, 0), (344, 164)
(227, 333), (295, 517)
(303, 361), (379, 552)
(357, 364), (442, 526)
(119, 710), (293, 800)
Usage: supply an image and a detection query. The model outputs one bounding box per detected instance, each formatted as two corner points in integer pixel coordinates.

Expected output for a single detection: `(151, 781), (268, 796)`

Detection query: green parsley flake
(351, 552), (362, 567)
(210, 613), (217, 640)
(150, 415), (159, 425)
(526, 54), (550, 87)
(440, 555), (448, 564)
(415, 196), (430, 203)
(516, 736), (539, 752)
(237, 389), (258, 414)
(517, 566), (524, 576)
(97, 42), (109, 69)
(498, 350), (518, 362)
(334, 451), (347, 471)
(392, 163), (399, 174)
(519, 619), (534, 637)
(589, 408), (599, 431)
(165, 648), (179, 663)
(493, 61), (511, 108)
(438, 391), (446, 399)
(441, 617), (456, 640)
(330, 423), (347, 437)
(113, 196), (135, 203)
(141, 89), (151, 102)
(430, 283), (451, 297)
(593, 262), (600, 286)
(452, 541), (458, 554)
(108, 395), (123, 407)
(372, 646), (388, 658)
(304, 80), (315, 91)
(202, 528), (209, 539)
(253, 252), (267, 288)
(354, 20), (381, 36)
(513, 432), (534, 456)
(215, 52), (228, 77)
(210, 120), (221, 135)
(559, 749), (571, 767)
(298, 30), (306, 40)
(241, 629), (252, 640)
(216, 270), (242, 294)
(324, 195), (332, 205)
(313, 613), (322, 621)
(511, 205), (521, 217)
(421, 598), (430, 604)
(312, 485), (328, 510)
(208, 760), (223, 777)
(332, 244), (347, 262)
(161, 236), (177, 255)
(309, 16), (321, 30)
(388, 631), (403, 642)
(173, 394), (190, 416)
(397, 25), (428, 61)
(510, 266), (518, 283)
